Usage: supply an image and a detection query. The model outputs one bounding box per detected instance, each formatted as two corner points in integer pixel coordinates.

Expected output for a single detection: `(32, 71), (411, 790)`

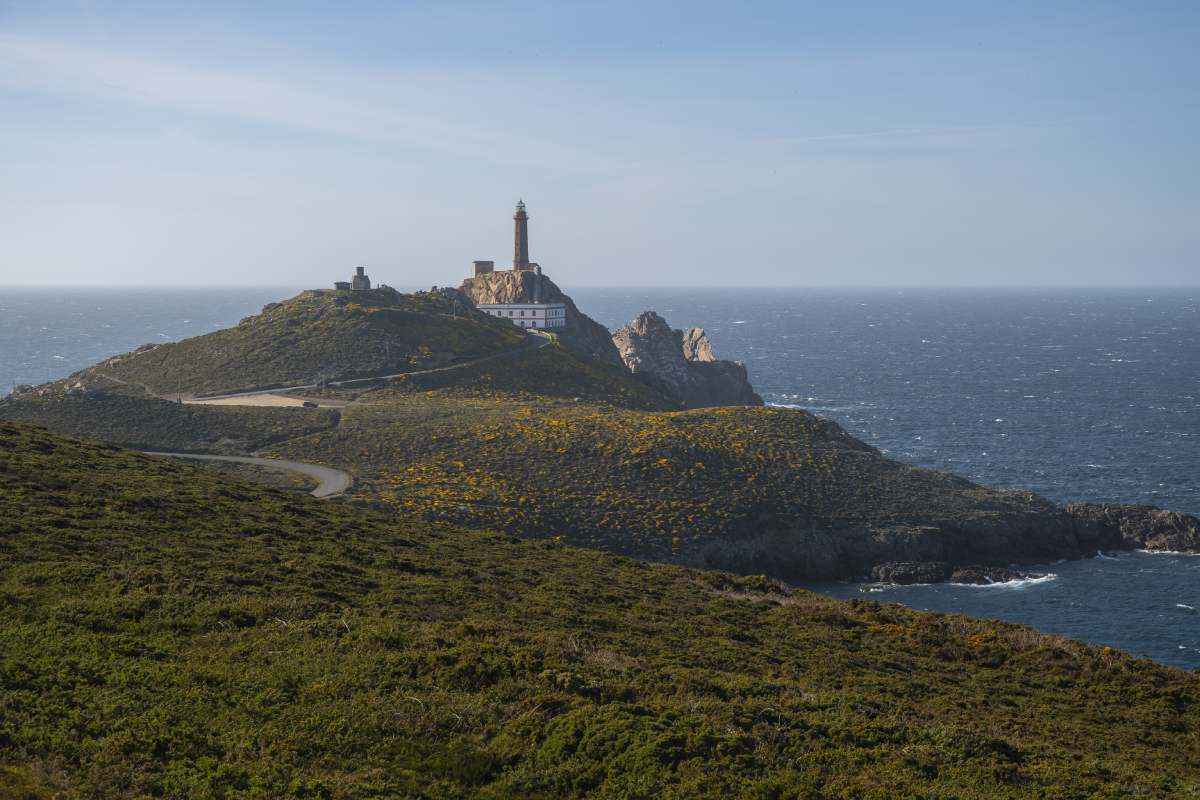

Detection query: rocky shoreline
(817, 502), (1200, 586)
(653, 476), (1200, 585)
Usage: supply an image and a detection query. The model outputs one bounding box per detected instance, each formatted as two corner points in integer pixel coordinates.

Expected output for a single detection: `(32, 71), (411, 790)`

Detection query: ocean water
(576, 287), (1200, 669)
(1, 286), (1197, 668)
(0, 288), (304, 391)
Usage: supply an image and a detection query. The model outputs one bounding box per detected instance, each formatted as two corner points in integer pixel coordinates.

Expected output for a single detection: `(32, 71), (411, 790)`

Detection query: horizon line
(2, 283), (1199, 291)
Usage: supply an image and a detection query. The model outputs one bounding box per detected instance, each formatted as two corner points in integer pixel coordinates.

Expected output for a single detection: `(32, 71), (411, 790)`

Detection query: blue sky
(1, 1), (1197, 286)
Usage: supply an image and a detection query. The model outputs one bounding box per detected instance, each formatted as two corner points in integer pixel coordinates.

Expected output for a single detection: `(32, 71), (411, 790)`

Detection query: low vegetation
(164, 457), (320, 494)
(268, 393), (1059, 576)
(0, 391), (339, 454)
(379, 342), (676, 410)
(1, 419), (1198, 798)
(66, 288), (526, 396)
(0, 288), (1080, 582)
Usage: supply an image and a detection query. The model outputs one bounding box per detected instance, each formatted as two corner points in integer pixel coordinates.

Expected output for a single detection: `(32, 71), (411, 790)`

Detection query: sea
(1, 286), (1197, 669)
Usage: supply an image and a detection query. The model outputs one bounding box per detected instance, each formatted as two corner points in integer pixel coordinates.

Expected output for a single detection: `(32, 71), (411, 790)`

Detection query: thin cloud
(0, 33), (619, 174)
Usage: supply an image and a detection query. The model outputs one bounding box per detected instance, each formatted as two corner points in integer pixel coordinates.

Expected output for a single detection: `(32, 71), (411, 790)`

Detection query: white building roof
(477, 302), (565, 309)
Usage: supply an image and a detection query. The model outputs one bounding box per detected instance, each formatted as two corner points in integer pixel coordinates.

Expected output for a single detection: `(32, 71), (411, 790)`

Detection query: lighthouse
(512, 199), (531, 271)
(469, 200), (566, 330)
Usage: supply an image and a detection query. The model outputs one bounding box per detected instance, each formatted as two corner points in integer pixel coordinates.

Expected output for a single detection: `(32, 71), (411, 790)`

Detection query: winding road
(142, 332), (555, 498)
(182, 330), (553, 405)
(143, 452), (353, 498)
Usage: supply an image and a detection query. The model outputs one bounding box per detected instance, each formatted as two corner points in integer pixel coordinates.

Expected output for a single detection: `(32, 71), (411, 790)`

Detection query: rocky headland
(2, 282), (1197, 588)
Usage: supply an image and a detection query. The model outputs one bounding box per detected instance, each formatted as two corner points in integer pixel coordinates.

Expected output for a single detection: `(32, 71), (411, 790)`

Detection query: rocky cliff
(459, 271), (624, 368)
(842, 502), (1200, 585)
(612, 311), (763, 409)
(689, 498), (1200, 585)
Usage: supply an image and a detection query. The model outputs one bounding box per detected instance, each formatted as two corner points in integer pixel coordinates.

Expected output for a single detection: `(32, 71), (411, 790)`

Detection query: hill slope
(0, 390), (340, 454)
(270, 396), (1098, 580)
(1, 419), (1198, 799)
(3, 289), (1194, 584)
(67, 287), (526, 396)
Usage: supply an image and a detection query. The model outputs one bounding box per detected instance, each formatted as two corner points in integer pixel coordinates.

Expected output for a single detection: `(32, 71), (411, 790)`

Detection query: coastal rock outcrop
(867, 561), (1044, 585)
(948, 565), (1044, 585)
(870, 561), (952, 584)
(1066, 503), (1200, 552)
(612, 311), (763, 409)
(459, 270), (624, 368)
(682, 327), (716, 362)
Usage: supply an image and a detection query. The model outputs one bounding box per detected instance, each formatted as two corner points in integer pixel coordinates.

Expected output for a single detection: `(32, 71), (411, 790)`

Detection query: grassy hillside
(379, 342), (677, 410)
(0, 390), (339, 454)
(1, 419), (1198, 798)
(269, 396), (1069, 580)
(2, 422), (1200, 796)
(70, 288), (526, 396)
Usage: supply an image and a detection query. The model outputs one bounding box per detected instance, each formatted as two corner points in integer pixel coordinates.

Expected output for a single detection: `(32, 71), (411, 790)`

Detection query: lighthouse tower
(512, 199), (531, 271)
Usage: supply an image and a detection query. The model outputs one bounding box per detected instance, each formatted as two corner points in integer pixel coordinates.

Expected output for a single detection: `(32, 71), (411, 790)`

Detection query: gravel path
(142, 452), (352, 498)
(180, 330), (552, 405)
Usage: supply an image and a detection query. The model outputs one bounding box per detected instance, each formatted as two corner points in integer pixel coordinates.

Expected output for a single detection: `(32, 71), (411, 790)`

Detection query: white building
(479, 302), (566, 330)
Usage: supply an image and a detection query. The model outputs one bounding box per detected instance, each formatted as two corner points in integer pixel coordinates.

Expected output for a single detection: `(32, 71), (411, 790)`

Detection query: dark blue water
(2, 286), (1197, 668)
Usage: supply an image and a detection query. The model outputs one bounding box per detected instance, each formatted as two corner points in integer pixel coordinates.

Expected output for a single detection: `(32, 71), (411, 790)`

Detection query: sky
(0, 1), (1197, 287)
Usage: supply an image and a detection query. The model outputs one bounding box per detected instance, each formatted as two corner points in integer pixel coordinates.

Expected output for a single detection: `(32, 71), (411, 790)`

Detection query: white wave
(732, 320), (747, 324)
(1095, 551), (1119, 560)
(1176, 604), (1195, 611)
(1135, 549), (1200, 556)
(949, 573), (1058, 589)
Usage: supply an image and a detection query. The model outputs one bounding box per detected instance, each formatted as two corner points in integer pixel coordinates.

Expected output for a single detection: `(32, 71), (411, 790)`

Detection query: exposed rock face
(868, 562), (1042, 585)
(948, 565), (1044, 585)
(870, 561), (951, 584)
(682, 500), (1200, 585)
(682, 328), (715, 362)
(612, 311), (763, 409)
(459, 271), (624, 368)
(1066, 503), (1200, 552)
